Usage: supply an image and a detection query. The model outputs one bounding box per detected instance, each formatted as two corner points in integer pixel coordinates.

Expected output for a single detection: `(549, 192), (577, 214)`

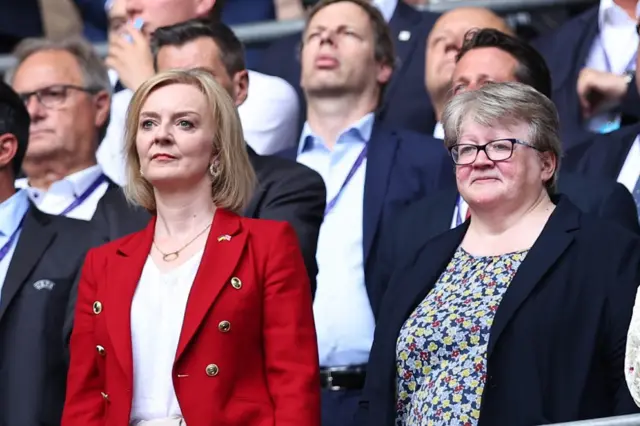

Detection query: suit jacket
(357, 197), (640, 426)
(533, 6), (640, 147)
(62, 209), (320, 426)
(255, 4), (439, 135)
(280, 123), (448, 315)
(563, 122), (640, 182)
(371, 171), (640, 315)
(0, 205), (98, 426)
(0, 0), (42, 50)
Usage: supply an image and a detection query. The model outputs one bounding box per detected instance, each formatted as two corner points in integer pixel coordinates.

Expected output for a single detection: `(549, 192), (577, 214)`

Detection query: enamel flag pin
(217, 234), (232, 242)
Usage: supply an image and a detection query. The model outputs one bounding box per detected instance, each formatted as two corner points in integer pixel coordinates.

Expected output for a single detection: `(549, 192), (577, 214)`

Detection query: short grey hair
(442, 81), (562, 194)
(4, 36), (112, 97)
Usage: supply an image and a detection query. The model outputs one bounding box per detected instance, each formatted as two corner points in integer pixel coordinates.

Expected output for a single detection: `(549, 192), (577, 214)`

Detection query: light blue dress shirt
(0, 190), (30, 294)
(298, 113), (377, 367)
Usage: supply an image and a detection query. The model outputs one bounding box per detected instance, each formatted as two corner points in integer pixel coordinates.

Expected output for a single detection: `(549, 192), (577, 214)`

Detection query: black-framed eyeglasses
(449, 138), (543, 165)
(18, 84), (99, 109)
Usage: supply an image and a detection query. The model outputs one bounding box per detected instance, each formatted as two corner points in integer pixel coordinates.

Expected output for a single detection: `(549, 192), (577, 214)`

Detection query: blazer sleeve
(61, 249), (105, 426)
(620, 77), (640, 120)
(598, 183), (640, 235)
(608, 237), (640, 414)
(262, 222), (321, 426)
(257, 166), (326, 296)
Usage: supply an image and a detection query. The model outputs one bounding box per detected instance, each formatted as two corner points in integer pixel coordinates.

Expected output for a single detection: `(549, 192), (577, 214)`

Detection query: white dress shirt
(372, 0), (398, 22)
(584, 0), (640, 132)
(130, 249), (204, 423)
(298, 113), (376, 367)
(14, 165), (109, 221)
(98, 70), (300, 185)
(0, 190), (29, 289)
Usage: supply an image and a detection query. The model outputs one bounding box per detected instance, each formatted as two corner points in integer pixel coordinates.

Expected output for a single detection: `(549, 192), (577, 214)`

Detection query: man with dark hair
(275, 1), (446, 424)
(0, 79), (98, 426)
(150, 18), (326, 295)
(257, 0), (439, 136)
(100, 0), (300, 186)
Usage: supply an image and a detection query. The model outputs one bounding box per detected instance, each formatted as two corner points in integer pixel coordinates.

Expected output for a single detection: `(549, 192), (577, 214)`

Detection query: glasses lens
(486, 140), (514, 161)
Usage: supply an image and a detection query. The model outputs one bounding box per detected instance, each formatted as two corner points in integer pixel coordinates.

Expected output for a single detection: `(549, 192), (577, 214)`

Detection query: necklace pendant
(163, 252), (179, 262)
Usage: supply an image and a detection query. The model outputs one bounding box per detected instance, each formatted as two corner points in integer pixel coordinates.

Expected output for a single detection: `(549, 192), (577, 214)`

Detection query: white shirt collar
(433, 122), (444, 140)
(598, 0), (639, 29)
(371, 0), (398, 23)
(15, 164), (105, 203)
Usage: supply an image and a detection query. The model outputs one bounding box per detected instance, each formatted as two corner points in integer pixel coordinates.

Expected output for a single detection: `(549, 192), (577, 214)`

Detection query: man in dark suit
(256, 0), (439, 135)
(371, 28), (640, 308)
(0, 80), (98, 425)
(150, 18), (326, 291)
(533, 1), (640, 146)
(275, 1), (445, 424)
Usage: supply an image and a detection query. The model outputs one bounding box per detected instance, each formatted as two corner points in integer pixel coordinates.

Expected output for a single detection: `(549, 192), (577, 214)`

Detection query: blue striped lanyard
(455, 196), (466, 227)
(59, 174), (107, 216)
(0, 214), (26, 263)
(324, 146), (367, 216)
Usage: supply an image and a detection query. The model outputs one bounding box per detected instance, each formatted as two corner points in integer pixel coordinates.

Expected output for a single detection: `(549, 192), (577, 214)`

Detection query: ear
(232, 70), (249, 107)
(93, 90), (112, 130)
(0, 133), (18, 170)
(539, 151), (557, 183)
(196, 0), (217, 17)
(376, 61), (393, 85)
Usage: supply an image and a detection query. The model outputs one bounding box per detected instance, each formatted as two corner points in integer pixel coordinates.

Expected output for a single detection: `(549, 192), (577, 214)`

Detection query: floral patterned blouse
(395, 246), (528, 426)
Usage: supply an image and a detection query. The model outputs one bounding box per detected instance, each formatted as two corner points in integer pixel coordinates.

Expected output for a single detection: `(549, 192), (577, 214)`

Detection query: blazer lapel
(175, 209), (247, 362)
(426, 188), (459, 237)
(106, 218), (155, 380)
(363, 127), (397, 264)
(486, 197), (579, 358)
(0, 206), (55, 323)
(588, 128), (638, 179)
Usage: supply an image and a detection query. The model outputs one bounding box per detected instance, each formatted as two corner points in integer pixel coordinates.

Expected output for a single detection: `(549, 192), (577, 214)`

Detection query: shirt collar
(15, 164), (105, 201)
(0, 189), (29, 237)
(371, 0), (398, 22)
(297, 112), (376, 155)
(598, 0), (638, 28)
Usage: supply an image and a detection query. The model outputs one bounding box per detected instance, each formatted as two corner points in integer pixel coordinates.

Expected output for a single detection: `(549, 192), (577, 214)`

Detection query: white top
(98, 70), (300, 185)
(129, 249), (204, 423)
(625, 284), (640, 407)
(14, 164), (109, 221)
(371, 0), (398, 22)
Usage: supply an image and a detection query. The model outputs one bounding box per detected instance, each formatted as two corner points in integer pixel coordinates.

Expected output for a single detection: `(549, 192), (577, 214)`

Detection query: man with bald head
(424, 7), (512, 138)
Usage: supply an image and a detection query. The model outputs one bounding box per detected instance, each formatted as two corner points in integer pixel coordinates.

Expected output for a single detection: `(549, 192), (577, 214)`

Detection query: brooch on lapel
(217, 234), (232, 242)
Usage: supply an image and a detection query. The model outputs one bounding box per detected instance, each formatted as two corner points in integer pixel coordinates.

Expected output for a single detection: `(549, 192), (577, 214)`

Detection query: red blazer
(62, 209), (321, 426)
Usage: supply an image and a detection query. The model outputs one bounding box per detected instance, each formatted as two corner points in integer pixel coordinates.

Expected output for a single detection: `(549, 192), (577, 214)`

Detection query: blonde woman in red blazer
(62, 69), (321, 426)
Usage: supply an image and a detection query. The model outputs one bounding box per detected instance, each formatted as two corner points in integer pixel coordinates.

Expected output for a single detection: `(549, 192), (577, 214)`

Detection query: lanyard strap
(599, 33), (637, 74)
(324, 145), (368, 216)
(59, 173), (107, 216)
(0, 214), (26, 263)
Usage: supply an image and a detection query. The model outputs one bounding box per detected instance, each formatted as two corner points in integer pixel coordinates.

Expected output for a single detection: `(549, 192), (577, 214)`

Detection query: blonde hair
(123, 68), (256, 214)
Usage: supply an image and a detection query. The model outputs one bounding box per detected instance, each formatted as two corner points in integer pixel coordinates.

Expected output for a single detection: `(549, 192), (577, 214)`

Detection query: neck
(22, 157), (97, 190)
(154, 178), (216, 238)
(614, 0), (637, 18)
(306, 94), (377, 149)
(469, 190), (554, 236)
(0, 171), (16, 204)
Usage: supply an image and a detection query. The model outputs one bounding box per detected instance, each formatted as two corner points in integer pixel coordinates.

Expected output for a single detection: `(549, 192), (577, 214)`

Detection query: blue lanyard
(0, 214), (26, 263)
(59, 174), (107, 216)
(324, 146), (367, 216)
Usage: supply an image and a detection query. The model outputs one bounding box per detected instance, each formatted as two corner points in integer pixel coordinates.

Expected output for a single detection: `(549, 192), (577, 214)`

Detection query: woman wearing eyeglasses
(355, 82), (640, 426)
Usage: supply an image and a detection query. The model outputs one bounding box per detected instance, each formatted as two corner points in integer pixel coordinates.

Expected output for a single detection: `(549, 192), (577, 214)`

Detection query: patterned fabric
(395, 247), (528, 426)
(625, 285), (640, 407)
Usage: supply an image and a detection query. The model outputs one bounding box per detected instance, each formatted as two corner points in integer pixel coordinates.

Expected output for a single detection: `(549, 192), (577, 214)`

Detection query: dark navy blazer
(280, 122), (448, 315)
(533, 6), (640, 147)
(357, 196), (640, 425)
(257, 3), (439, 136)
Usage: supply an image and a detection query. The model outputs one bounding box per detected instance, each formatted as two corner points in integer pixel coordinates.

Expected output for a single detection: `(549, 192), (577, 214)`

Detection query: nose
(319, 29), (336, 45)
(472, 148), (493, 167)
(24, 96), (46, 121)
(152, 122), (173, 145)
(125, 0), (141, 19)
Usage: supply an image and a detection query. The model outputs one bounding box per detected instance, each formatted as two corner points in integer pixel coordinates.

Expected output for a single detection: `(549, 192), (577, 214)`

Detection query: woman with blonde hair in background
(62, 69), (321, 426)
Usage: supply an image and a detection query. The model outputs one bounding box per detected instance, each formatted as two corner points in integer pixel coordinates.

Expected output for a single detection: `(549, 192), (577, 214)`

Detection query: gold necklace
(153, 222), (212, 262)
